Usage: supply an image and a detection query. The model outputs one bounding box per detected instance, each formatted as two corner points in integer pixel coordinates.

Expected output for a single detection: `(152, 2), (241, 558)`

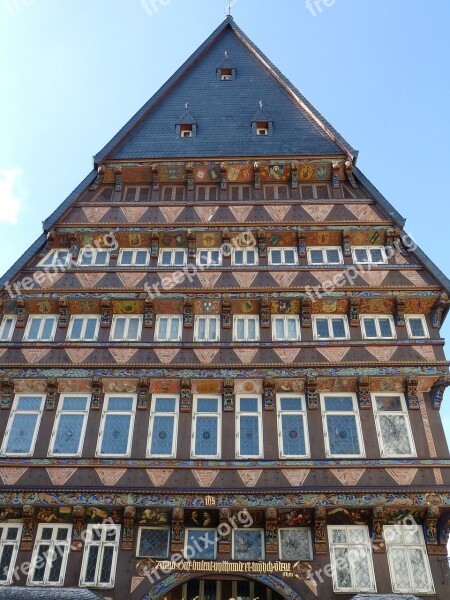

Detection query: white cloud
(0, 168), (23, 224)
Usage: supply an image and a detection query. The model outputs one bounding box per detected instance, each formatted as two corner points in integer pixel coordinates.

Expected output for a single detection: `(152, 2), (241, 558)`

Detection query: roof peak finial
(226, 0), (236, 18)
(185, 101), (189, 110)
(259, 100), (264, 109)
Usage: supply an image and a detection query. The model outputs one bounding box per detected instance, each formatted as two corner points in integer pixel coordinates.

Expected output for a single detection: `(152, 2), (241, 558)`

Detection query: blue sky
(0, 0), (449, 442)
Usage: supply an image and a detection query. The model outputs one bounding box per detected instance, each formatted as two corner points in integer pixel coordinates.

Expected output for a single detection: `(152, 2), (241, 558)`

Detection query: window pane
(53, 414), (84, 454)
(234, 250), (244, 265)
(120, 250), (133, 265)
(70, 318), (84, 340)
(161, 251), (171, 266)
(327, 415), (360, 455)
(324, 396), (354, 411)
(370, 248), (383, 262)
(208, 318), (217, 340)
(287, 318), (297, 339)
(27, 318), (41, 340)
(138, 529), (169, 558)
(197, 398), (218, 412)
(284, 250), (296, 264)
(174, 251), (185, 266)
(274, 318), (285, 339)
(61, 396), (89, 411)
(375, 396), (403, 411)
(84, 318), (98, 340)
(331, 318), (346, 338)
(48, 545), (64, 582)
(127, 318), (140, 340)
(280, 529), (312, 560)
(108, 397), (134, 411)
(41, 318), (55, 340)
(17, 396), (42, 410)
(151, 416), (175, 455)
(186, 530), (216, 559)
(379, 318), (393, 338)
(210, 251), (220, 265)
(101, 415), (131, 454)
(378, 414), (412, 455)
(99, 546), (114, 584)
(135, 251), (148, 265)
(113, 318), (126, 340)
(316, 318), (329, 339)
(247, 318), (256, 340)
(0, 318), (14, 340)
(389, 547), (409, 591)
(195, 416), (218, 456)
(240, 398), (258, 412)
(84, 545), (99, 583)
(281, 414), (306, 455)
(234, 530), (263, 560)
(236, 318), (245, 340)
(271, 249), (282, 264)
(80, 251), (92, 266)
(363, 318), (377, 338)
(198, 251), (208, 266)
(169, 318), (180, 340)
(239, 415), (259, 456)
(354, 249), (368, 262)
(6, 414), (39, 454)
(158, 318), (168, 340)
(154, 398), (177, 412)
(310, 250), (323, 264)
(409, 318), (425, 337)
(0, 544), (14, 581)
(333, 547), (352, 589)
(95, 251), (109, 266)
(326, 249), (341, 263)
(280, 397), (302, 411)
(246, 250), (256, 264)
(32, 544), (49, 582)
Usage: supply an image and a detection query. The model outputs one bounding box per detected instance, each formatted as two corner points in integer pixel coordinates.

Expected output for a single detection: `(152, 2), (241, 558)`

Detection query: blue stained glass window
(138, 528), (170, 558)
(53, 414), (85, 454)
(154, 397), (176, 412)
(233, 530), (264, 560)
(62, 397), (88, 411)
(185, 530), (216, 559)
(239, 415), (259, 456)
(324, 396), (354, 411)
(240, 398), (258, 412)
(6, 414), (39, 454)
(108, 397), (134, 411)
(197, 398), (218, 412)
(280, 397), (302, 411)
(150, 416), (175, 455)
(326, 415), (360, 455)
(195, 416), (218, 456)
(101, 414), (132, 455)
(281, 414), (306, 456)
(17, 397), (42, 410)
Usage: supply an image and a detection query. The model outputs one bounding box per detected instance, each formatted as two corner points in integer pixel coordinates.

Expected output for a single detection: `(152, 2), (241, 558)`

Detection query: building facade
(0, 16), (449, 600)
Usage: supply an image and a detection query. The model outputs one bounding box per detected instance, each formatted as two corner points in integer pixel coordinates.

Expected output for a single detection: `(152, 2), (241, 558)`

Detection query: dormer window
(256, 122), (269, 136)
(180, 124), (193, 138)
(220, 68), (233, 81)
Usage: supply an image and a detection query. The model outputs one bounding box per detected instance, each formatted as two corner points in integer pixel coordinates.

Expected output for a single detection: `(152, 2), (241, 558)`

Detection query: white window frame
(372, 392), (416, 458)
(268, 247), (299, 266)
(271, 315), (301, 341)
(77, 247), (111, 267)
(38, 249), (71, 268)
(66, 315), (100, 341)
(0, 315), (17, 341)
(231, 246), (259, 266)
(276, 394), (310, 458)
(232, 528), (265, 560)
(328, 525), (376, 593)
(235, 395), (263, 459)
(109, 315), (143, 342)
(79, 524), (120, 589)
(384, 525), (434, 594)
(405, 314), (429, 339)
(96, 394), (137, 458)
(157, 248), (187, 267)
(136, 526), (171, 558)
(321, 393), (365, 458)
(23, 315), (58, 342)
(196, 248), (223, 267)
(233, 315), (260, 342)
(147, 394), (180, 458)
(28, 523), (72, 587)
(184, 528), (217, 559)
(154, 315), (182, 342)
(193, 315), (220, 342)
(1, 394), (45, 456)
(191, 395), (222, 459)
(0, 523), (23, 585)
(352, 246), (388, 265)
(117, 248), (150, 267)
(307, 246), (344, 265)
(361, 314), (396, 340)
(278, 527), (313, 561)
(312, 315), (350, 340)
(48, 394), (91, 457)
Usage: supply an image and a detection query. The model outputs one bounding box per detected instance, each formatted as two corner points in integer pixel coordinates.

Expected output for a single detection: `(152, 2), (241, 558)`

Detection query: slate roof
(95, 16), (357, 163)
(0, 588), (102, 599)
(351, 596), (422, 600)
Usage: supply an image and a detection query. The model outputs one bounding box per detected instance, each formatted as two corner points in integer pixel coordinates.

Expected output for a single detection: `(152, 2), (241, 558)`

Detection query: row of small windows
(93, 182), (365, 204)
(40, 246), (389, 268)
(0, 392), (417, 459)
(0, 313), (429, 342)
(0, 522), (434, 594)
